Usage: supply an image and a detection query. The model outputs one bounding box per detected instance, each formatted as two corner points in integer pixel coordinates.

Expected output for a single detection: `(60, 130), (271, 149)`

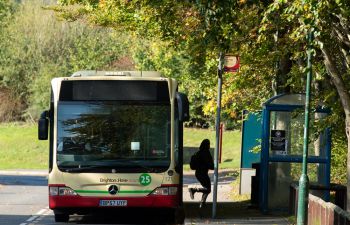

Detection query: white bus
(38, 71), (189, 223)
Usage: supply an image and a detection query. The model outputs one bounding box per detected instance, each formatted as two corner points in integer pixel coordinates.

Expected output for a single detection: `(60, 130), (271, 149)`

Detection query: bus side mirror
(176, 92), (190, 122)
(38, 110), (49, 140)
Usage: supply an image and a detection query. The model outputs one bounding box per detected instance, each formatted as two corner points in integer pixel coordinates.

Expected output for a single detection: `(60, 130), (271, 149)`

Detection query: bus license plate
(99, 200), (127, 207)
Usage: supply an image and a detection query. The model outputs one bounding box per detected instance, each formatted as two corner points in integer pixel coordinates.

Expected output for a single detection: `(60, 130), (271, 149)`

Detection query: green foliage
(0, 1), (129, 120)
(52, 1), (350, 183)
(54, 0), (258, 124)
(0, 0), (15, 26)
(331, 130), (347, 184)
(249, 139), (262, 154)
(260, 0), (350, 184)
(1, 0), (349, 183)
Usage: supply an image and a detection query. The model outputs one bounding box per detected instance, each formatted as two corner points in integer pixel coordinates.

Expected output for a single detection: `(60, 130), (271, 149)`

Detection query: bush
(331, 134), (347, 184)
(0, 87), (25, 122)
(0, 1), (130, 121)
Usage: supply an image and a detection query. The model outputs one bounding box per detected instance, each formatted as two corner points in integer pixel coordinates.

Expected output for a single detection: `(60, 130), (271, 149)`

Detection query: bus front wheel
(54, 213), (69, 222)
(173, 207), (185, 224)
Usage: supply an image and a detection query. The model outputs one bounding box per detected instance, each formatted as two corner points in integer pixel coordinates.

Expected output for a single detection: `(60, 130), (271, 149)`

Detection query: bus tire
(54, 213), (69, 222)
(173, 207), (185, 224)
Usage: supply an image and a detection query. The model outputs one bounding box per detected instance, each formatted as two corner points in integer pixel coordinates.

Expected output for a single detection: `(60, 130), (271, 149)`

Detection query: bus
(38, 71), (189, 223)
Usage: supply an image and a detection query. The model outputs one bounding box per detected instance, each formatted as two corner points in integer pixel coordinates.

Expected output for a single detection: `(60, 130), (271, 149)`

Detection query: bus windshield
(57, 101), (171, 173)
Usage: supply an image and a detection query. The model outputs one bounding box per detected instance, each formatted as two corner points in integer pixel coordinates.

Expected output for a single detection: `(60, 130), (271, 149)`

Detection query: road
(0, 174), (49, 225)
(0, 170), (236, 225)
(0, 173), (178, 225)
(0, 171), (289, 225)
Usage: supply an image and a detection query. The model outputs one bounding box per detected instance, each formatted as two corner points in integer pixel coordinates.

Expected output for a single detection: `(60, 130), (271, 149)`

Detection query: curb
(0, 170), (48, 176)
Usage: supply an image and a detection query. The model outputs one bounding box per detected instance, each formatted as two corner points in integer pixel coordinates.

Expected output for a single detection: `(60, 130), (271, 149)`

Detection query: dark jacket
(195, 149), (214, 173)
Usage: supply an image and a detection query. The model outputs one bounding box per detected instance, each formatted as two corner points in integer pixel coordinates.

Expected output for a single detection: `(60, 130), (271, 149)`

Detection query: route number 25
(139, 174), (151, 186)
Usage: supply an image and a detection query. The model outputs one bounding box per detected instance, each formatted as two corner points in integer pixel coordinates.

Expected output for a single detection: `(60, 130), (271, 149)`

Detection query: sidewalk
(183, 170), (290, 224)
(183, 202), (290, 225)
(183, 169), (235, 202)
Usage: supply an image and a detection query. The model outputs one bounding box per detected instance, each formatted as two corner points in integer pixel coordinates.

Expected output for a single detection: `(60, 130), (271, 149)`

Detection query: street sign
(224, 55), (240, 72)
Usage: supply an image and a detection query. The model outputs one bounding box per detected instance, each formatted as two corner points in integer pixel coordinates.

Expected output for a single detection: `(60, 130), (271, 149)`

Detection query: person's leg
(196, 173), (211, 208)
(199, 193), (209, 208)
(188, 171), (203, 199)
(188, 187), (195, 199)
(188, 185), (208, 200)
(188, 172), (207, 200)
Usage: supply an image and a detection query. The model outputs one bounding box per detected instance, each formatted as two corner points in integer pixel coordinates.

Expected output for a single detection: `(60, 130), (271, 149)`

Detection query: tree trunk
(321, 44), (350, 211)
(347, 121), (350, 211)
(275, 53), (292, 94)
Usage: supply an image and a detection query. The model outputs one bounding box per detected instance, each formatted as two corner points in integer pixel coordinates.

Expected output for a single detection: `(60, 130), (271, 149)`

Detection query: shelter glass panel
(268, 162), (328, 210)
(269, 94), (305, 105)
(269, 111), (328, 157)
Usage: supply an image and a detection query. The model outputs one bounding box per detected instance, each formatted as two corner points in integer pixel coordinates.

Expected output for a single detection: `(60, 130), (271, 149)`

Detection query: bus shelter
(258, 93), (331, 213)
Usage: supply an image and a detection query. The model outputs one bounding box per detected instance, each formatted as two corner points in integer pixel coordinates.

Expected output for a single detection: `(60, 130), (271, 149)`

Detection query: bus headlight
(150, 186), (177, 196)
(168, 187), (177, 195)
(49, 186), (77, 196)
(58, 187), (77, 196)
(49, 187), (59, 196)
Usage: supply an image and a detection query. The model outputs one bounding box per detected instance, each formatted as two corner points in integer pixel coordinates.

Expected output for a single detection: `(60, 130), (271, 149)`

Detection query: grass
(184, 128), (241, 170)
(0, 122), (48, 169)
(0, 123), (241, 170)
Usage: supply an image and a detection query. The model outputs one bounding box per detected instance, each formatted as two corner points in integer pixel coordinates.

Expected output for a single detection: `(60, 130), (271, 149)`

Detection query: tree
(0, 0), (130, 121)
(50, 0), (350, 198)
(260, 0), (350, 210)
(54, 0), (250, 126)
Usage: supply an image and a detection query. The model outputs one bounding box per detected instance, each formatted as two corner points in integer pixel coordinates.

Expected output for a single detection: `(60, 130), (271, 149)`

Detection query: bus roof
(71, 71), (162, 78)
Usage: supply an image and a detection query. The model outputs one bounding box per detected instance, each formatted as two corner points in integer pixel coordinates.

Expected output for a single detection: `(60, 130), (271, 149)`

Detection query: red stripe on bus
(48, 184), (66, 187)
(49, 195), (179, 209)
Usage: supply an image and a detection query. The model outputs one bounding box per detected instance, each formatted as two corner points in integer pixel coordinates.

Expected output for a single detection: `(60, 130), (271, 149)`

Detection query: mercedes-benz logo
(108, 185), (118, 195)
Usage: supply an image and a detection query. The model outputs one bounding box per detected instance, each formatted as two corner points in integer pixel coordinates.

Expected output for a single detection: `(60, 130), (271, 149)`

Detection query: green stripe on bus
(118, 190), (151, 193)
(75, 190), (151, 194)
(75, 190), (109, 194)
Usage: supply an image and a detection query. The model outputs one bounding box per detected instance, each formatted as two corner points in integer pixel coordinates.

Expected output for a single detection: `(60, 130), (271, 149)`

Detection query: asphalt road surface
(0, 173), (181, 225)
(0, 174), (49, 225)
(0, 171), (236, 225)
(0, 171), (289, 225)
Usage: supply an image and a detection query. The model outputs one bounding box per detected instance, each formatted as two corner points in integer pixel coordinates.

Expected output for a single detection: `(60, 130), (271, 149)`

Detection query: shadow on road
(0, 202), (289, 225)
(69, 208), (179, 225)
(184, 201), (287, 219)
(183, 170), (237, 186)
(0, 215), (33, 225)
(0, 175), (47, 186)
(54, 202), (287, 224)
(74, 215), (171, 224)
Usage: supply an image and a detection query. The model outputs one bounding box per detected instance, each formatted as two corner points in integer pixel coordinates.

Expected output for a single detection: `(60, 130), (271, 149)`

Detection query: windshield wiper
(63, 165), (110, 173)
(119, 160), (155, 173)
(61, 161), (155, 173)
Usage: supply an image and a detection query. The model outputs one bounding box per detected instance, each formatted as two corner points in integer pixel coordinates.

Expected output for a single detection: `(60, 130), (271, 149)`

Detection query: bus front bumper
(49, 195), (179, 209)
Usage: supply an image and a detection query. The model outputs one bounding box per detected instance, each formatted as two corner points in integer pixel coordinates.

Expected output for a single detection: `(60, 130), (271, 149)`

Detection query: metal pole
(219, 123), (223, 163)
(212, 52), (223, 219)
(296, 30), (313, 225)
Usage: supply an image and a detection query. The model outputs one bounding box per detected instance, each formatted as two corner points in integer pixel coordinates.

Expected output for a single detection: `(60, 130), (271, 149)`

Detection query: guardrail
(290, 183), (349, 225)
